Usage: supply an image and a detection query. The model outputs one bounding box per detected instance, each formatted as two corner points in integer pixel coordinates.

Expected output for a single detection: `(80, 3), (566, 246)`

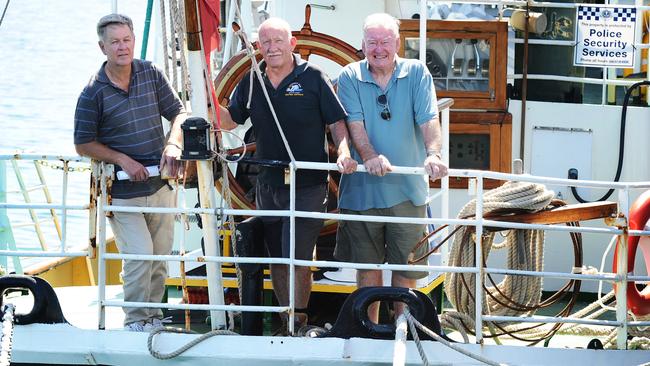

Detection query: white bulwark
(574, 5), (637, 68)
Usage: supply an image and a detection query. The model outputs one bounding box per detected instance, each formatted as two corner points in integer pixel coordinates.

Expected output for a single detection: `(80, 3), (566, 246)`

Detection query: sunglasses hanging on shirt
(377, 94), (391, 121)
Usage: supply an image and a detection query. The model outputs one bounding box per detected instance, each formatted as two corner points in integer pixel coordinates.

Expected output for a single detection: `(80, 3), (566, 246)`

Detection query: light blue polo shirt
(337, 57), (438, 211)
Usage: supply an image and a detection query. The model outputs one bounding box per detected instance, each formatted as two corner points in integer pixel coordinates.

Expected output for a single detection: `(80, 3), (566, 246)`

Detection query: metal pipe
(307, 3), (335, 11)
(103, 300), (287, 313)
(419, 0), (427, 64)
(140, 0), (154, 59)
(519, 6), (529, 166)
(59, 161), (68, 253)
(508, 73), (645, 86)
(0, 203), (87, 210)
(474, 177), (484, 344)
(483, 314), (623, 327)
(441, 101), (450, 264)
(97, 163), (109, 330)
(0, 155), (88, 162)
(616, 188), (629, 349)
(288, 163), (296, 335)
(102, 204), (627, 235)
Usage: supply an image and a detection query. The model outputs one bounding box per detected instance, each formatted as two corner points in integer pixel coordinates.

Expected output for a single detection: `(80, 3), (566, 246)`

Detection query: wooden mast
(184, 0), (226, 330)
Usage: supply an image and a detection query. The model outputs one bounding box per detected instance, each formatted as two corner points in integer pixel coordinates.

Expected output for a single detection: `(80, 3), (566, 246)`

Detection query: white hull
(11, 323), (650, 366)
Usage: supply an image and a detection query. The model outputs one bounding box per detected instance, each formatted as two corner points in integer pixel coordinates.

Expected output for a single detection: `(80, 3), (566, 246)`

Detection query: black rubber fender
(0, 275), (67, 325)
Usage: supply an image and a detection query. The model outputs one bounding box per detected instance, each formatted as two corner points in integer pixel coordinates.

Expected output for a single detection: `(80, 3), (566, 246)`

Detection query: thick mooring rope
(444, 181), (554, 320)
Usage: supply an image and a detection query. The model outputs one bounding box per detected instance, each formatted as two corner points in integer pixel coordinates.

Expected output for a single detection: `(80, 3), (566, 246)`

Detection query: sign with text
(574, 5), (637, 68)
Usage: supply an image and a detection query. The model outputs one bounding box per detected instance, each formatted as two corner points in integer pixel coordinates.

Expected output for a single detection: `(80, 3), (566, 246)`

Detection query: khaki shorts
(334, 201), (428, 279)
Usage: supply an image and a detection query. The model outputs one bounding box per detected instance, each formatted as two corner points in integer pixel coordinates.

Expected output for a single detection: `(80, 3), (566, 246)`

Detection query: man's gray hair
(362, 13), (400, 39)
(97, 13), (134, 40)
(258, 17), (292, 39)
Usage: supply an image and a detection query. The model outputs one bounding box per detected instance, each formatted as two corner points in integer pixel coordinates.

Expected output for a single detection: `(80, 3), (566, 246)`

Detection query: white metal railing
(0, 154), (91, 272)
(2, 102), (648, 350)
(92, 162), (649, 348)
(91, 88), (645, 347)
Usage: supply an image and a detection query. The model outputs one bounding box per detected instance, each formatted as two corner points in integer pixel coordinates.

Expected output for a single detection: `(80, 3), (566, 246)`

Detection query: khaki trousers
(109, 185), (175, 325)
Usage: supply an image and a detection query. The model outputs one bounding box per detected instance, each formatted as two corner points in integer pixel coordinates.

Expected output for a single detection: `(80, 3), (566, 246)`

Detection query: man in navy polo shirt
(74, 14), (186, 331)
(219, 17), (356, 331)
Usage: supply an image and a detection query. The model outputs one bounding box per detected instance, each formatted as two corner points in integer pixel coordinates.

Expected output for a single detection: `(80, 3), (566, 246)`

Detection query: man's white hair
(362, 13), (400, 39)
(258, 17), (292, 38)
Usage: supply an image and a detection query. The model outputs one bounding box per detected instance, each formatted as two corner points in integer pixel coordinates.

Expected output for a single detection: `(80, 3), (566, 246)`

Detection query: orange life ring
(613, 189), (650, 315)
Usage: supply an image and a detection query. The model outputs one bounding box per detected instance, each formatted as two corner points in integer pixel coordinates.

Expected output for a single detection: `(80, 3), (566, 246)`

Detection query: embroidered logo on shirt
(285, 82), (304, 96)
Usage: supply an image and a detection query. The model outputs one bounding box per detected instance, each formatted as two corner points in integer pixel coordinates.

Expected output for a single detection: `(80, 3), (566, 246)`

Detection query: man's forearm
(75, 141), (132, 167)
(166, 111), (187, 147)
(420, 117), (442, 156)
(348, 121), (378, 162)
(329, 121), (352, 158)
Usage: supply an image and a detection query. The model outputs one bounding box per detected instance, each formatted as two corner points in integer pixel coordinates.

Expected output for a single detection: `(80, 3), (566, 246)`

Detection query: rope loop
(147, 326), (238, 360)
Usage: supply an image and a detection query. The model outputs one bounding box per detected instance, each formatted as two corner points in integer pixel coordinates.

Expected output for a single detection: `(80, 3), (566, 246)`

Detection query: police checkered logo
(613, 8), (635, 22)
(578, 6), (636, 22)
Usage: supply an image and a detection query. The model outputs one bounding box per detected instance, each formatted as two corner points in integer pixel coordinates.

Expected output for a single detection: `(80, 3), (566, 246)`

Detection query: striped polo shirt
(74, 59), (184, 198)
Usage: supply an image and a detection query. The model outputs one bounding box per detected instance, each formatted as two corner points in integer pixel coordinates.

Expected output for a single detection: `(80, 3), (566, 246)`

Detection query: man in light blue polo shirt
(334, 13), (448, 323)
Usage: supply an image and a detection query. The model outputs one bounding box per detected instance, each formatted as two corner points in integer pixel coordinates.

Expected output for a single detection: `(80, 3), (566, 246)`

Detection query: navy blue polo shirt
(228, 54), (347, 187)
(74, 59), (184, 198)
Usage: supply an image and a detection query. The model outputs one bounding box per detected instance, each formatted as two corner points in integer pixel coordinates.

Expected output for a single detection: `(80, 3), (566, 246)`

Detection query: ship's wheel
(214, 5), (363, 238)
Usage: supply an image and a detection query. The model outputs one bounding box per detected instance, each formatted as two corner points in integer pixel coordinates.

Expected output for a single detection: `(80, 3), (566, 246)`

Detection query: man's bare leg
(270, 264), (312, 326)
(357, 269), (384, 323)
(392, 273), (416, 319)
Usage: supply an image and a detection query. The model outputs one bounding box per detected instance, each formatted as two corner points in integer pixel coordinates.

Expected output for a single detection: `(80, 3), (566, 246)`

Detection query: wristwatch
(426, 150), (442, 159)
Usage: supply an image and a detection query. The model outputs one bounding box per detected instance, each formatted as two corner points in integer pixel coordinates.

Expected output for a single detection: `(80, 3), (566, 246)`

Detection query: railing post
(59, 160), (69, 253)
(616, 188), (629, 349)
(288, 163), (297, 335)
(97, 163), (111, 330)
(474, 174), (484, 344)
(0, 161), (21, 274)
(441, 102), (450, 265)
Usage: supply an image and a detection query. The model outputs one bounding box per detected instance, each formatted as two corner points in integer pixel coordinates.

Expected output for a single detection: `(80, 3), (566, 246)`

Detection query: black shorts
(255, 183), (327, 260)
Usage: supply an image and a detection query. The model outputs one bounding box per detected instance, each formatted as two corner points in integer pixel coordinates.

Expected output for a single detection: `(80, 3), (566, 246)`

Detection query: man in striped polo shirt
(74, 14), (186, 332)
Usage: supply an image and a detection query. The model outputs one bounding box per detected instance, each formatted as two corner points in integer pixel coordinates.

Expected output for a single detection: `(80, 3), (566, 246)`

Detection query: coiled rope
(444, 181), (554, 320)
(147, 326), (237, 360)
(0, 304), (15, 366)
(440, 181), (650, 347)
(442, 181), (589, 343)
